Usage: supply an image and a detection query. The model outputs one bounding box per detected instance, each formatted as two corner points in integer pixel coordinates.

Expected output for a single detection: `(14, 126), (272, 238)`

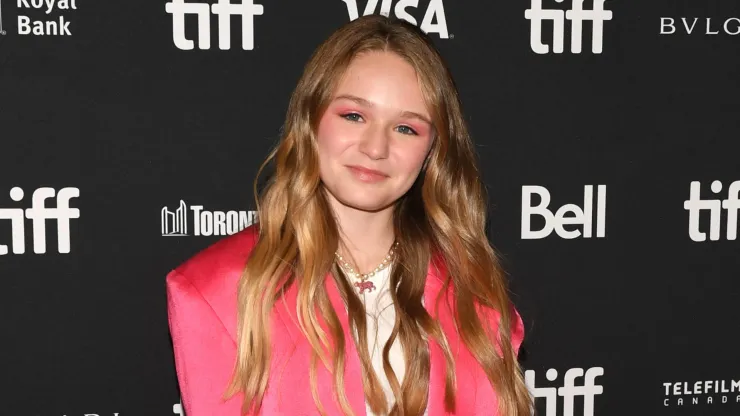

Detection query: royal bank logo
(343, 0), (450, 39)
(0, 187), (80, 255)
(526, 367), (604, 416)
(161, 200), (258, 237)
(524, 0), (613, 54)
(684, 180), (739, 242)
(165, 0), (264, 50)
(0, 0), (79, 36)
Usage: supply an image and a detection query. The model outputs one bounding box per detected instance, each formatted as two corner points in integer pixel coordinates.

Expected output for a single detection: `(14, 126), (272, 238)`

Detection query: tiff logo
(524, 0), (613, 54)
(526, 367), (604, 416)
(684, 180), (739, 242)
(343, 0), (450, 39)
(161, 200), (258, 237)
(165, 0), (264, 50)
(0, 187), (80, 255)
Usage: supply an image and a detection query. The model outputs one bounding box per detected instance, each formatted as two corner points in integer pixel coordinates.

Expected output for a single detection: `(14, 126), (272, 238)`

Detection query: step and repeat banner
(1, 0), (738, 415)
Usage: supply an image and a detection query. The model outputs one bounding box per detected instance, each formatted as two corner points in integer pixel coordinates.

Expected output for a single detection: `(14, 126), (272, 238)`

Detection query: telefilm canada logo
(0, 187), (80, 255)
(0, 0), (78, 36)
(526, 367), (604, 416)
(524, 0), (613, 54)
(662, 378), (740, 407)
(521, 185), (606, 239)
(343, 0), (450, 39)
(164, 0), (264, 50)
(161, 200), (258, 237)
(684, 180), (739, 242)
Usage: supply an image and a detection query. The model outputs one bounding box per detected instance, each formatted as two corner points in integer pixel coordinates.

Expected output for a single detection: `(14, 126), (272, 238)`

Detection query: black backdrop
(1, 0), (738, 415)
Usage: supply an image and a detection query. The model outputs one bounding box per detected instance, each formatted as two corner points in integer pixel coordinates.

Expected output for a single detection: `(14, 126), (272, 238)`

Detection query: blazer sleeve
(166, 270), (244, 416)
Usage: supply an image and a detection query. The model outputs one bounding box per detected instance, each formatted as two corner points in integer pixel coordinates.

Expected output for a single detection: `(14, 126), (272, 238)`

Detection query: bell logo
(0, 187), (80, 255)
(342, 0), (450, 39)
(165, 0), (264, 50)
(526, 367), (604, 416)
(684, 180), (740, 242)
(521, 185), (606, 239)
(524, 0), (613, 54)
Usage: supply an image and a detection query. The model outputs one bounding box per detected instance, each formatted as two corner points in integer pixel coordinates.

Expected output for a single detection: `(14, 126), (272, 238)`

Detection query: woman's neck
(329, 196), (396, 274)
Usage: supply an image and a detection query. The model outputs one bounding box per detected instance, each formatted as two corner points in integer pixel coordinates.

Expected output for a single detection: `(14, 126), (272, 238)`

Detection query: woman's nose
(358, 123), (390, 160)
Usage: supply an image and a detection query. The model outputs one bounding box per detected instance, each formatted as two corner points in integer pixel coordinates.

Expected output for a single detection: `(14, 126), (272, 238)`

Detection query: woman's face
(317, 51), (434, 213)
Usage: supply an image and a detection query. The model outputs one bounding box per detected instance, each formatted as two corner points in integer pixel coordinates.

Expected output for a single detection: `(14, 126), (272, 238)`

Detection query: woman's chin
(337, 194), (395, 213)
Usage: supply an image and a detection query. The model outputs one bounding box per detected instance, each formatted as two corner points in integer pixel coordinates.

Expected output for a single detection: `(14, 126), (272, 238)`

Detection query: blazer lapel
(272, 273), (368, 416)
(272, 257), (462, 416)
(424, 257), (462, 416)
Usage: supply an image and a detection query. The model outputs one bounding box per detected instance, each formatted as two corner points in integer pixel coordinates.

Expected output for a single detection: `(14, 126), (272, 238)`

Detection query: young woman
(166, 14), (531, 416)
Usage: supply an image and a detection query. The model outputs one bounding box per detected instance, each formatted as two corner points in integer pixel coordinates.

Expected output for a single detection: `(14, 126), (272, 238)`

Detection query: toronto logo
(161, 200), (258, 237)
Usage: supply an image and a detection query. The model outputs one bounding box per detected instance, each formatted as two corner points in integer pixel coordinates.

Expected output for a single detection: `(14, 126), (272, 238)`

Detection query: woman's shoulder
(166, 223), (260, 295)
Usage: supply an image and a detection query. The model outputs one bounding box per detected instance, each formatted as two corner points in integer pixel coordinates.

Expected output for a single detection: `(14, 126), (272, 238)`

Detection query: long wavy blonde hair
(223, 14), (531, 416)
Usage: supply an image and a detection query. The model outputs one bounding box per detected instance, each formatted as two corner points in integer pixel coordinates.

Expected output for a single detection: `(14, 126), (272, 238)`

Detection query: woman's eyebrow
(334, 94), (432, 124)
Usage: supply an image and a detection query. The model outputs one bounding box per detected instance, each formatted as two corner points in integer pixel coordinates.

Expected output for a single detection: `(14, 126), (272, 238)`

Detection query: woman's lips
(346, 165), (389, 183)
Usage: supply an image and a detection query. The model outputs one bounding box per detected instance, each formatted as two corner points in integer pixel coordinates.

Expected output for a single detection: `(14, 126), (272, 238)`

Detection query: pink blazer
(166, 225), (524, 415)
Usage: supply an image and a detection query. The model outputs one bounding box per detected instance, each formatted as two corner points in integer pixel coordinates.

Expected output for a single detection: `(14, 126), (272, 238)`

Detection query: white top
(356, 265), (429, 416)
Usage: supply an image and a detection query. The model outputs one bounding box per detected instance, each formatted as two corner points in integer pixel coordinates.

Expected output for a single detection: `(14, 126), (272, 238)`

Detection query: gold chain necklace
(335, 241), (398, 294)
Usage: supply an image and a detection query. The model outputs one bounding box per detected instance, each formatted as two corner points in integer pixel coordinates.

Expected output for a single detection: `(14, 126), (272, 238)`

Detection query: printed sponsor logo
(526, 367), (604, 416)
(14, 0), (79, 36)
(161, 200), (258, 237)
(165, 0), (264, 50)
(521, 185), (606, 239)
(660, 17), (740, 35)
(525, 0), (612, 54)
(0, 187), (80, 255)
(684, 180), (739, 242)
(343, 0), (450, 39)
(663, 378), (740, 406)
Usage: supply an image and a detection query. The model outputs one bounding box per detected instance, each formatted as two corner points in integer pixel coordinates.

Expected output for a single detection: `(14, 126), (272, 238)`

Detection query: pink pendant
(354, 280), (376, 294)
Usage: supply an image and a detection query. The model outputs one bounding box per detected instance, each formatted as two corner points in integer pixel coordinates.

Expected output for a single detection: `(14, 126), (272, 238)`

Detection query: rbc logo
(521, 185), (606, 239)
(0, 187), (80, 255)
(343, 0), (450, 39)
(526, 367), (604, 416)
(165, 0), (264, 50)
(524, 0), (613, 54)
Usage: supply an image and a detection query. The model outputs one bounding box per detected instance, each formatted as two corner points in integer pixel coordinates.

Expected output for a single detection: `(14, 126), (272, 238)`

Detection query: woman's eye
(341, 113), (363, 122)
(396, 125), (418, 135)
